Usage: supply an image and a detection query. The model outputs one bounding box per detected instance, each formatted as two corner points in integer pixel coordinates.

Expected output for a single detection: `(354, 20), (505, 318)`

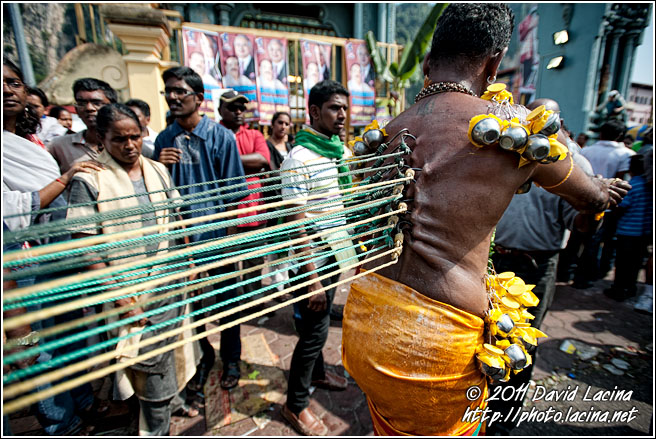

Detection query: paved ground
(6, 271), (653, 436)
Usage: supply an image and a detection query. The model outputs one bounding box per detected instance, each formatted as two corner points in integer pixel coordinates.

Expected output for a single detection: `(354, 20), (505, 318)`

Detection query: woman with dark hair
(26, 86), (69, 143)
(65, 103), (201, 435)
(3, 58), (105, 435)
(266, 111), (293, 170)
(48, 106), (75, 134)
(3, 57), (102, 230)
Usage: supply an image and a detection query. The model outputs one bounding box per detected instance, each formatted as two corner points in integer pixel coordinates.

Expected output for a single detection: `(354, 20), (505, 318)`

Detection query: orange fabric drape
(342, 272), (488, 436)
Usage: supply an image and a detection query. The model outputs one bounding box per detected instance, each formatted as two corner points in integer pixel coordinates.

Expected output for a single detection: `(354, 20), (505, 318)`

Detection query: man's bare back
(365, 93), (602, 318)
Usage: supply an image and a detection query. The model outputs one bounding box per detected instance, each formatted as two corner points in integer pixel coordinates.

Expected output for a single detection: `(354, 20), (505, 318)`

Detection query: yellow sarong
(342, 272), (488, 436)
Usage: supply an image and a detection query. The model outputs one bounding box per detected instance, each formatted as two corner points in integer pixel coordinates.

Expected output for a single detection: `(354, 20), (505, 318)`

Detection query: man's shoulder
(48, 131), (81, 148)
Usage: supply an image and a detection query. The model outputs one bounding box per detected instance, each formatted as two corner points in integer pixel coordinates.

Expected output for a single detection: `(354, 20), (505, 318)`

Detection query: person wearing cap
(218, 90), (271, 389)
(597, 89), (626, 123)
(153, 66), (248, 401)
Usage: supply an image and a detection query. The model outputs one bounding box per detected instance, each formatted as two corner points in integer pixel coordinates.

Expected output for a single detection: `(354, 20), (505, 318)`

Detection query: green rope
(4, 187), (394, 269)
(3, 167), (400, 258)
(3, 235), (384, 383)
(2, 151), (403, 228)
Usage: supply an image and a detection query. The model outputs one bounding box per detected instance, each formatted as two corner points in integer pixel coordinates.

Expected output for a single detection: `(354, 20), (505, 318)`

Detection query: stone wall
(3, 3), (77, 83)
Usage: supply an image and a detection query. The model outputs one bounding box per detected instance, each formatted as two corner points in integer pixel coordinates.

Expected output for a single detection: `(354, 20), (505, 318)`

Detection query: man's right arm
(154, 132), (181, 165)
(532, 130), (630, 213)
(533, 155), (629, 214)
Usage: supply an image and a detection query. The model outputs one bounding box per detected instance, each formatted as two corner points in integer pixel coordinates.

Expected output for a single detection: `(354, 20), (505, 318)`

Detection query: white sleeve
(2, 185), (37, 231)
(280, 156), (309, 205)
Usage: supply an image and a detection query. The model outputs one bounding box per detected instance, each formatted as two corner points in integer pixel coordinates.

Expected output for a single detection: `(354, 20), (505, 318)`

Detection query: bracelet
(540, 154), (574, 190)
(55, 178), (66, 186)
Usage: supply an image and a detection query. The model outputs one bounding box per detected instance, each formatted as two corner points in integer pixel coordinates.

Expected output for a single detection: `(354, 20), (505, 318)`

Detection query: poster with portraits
(300, 39), (332, 125)
(182, 26), (225, 118)
(345, 39), (375, 126)
(253, 36), (290, 125)
(518, 8), (539, 104)
(219, 32), (259, 121)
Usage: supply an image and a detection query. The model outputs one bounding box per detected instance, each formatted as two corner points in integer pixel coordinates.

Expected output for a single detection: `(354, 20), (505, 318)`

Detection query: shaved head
(527, 98), (560, 113)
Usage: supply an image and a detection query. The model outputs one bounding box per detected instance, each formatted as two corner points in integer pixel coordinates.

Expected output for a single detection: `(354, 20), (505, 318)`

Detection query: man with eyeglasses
(47, 78), (117, 173)
(153, 67), (248, 402)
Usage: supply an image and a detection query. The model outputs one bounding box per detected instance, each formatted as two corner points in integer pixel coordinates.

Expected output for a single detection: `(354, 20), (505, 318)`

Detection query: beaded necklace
(414, 81), (477, 103)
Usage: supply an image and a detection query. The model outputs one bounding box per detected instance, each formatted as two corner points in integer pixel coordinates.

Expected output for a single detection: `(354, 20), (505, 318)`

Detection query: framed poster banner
(219, 32), (259, 121)
(518, 8), (539, 104)
(300, 39), (332, 125)
(345, 39), (375, 126)
(182, 26), (224, 118)
(254, 36), (290, 125)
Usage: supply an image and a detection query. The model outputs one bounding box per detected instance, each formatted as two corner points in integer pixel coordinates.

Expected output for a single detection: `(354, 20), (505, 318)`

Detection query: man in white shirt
(580, 119), (633, 179)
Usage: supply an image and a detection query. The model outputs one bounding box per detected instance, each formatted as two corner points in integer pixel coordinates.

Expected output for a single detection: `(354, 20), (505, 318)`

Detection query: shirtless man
(342, 4), (629, 436)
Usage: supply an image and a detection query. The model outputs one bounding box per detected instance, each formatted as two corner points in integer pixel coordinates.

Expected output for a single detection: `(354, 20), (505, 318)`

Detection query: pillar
(618, 30), (641, 96)
(8, 3), (36, 86)
(604, 29), (624, 98)
(217, 4), (233, 27)
(100, 5), (176, 132)
(354, 4), (363, 40)
(377, 4), (387, 43)
(388, 3), (397, 44)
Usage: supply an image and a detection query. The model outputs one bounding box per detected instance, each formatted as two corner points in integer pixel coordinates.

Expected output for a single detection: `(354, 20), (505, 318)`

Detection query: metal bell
(499, 125), (529, 151)
(496, 313), (515, 336)
(362, 129), (385, 150)
(515, 180), (532, 194)
(504, 344), (528, 370)
(479, 361), (507, 381)
(538, 154), (560, 164)
(471, 117), (501, 146)
(522, 339), (538, 355)
(353, 141), (370, 156)
(539, 112), (561, 136)
(522, 134), (551, 161)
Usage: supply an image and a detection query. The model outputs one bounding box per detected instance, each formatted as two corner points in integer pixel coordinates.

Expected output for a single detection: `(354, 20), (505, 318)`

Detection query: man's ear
(486, 47), (508, 80)
(194, 93), (204, 109)
(309, 104), (320, 122)
(422, 53), (431, 77)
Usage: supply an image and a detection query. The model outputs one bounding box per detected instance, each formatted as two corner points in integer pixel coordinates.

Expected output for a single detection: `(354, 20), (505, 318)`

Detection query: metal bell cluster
(468, 84), (569, 167)
(476, 271), (548, 382)
(353, 127), (385, 157)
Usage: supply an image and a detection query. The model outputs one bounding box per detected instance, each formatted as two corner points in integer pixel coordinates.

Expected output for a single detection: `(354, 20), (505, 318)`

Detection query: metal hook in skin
(385, 128), (410, 146)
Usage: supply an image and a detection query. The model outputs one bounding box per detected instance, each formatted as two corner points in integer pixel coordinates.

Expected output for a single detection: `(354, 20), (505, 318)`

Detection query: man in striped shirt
(279, 80), (352, 436)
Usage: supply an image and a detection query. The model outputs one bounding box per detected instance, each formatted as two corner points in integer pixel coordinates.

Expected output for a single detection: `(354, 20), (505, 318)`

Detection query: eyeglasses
(3, 78), (25, 90)
(226, 103), (247, 112)
(75, 99), (107, 109)
(160, 88), (196, 99)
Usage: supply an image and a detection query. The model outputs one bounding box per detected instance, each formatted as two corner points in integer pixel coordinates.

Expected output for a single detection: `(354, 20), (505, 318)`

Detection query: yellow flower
(363, 119), (387, 137)
(547, 135), (568, 160)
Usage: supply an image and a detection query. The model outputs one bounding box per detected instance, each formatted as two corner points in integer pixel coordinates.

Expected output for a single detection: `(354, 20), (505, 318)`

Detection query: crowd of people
(3, 3), (653, 437)
(3, 52), (355, 435)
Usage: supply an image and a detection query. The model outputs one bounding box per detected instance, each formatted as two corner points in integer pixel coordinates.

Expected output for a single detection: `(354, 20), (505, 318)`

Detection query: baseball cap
(220, 90), (249, 104)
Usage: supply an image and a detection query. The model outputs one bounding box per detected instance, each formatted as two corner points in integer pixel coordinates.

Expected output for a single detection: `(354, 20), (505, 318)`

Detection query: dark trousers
(571, 214), (618, 285)
(487, 250), (558, 435)
(611, 234), (650, 297)
(286, 259), (340, 414)
(187, 261), (241, 391)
